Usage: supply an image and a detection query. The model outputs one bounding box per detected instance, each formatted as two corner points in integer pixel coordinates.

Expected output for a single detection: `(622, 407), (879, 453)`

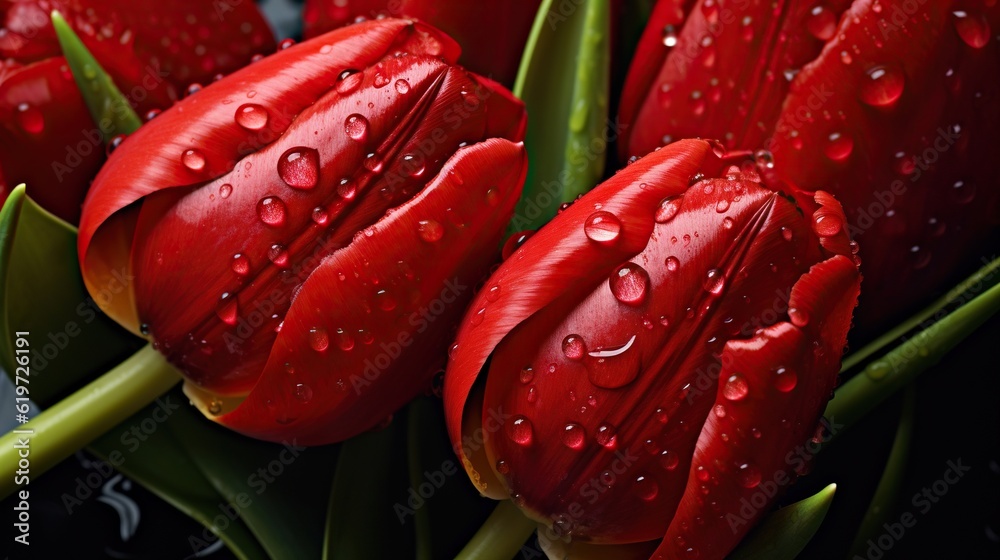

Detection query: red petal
(444, 140), (712, 496)
(655, 255), (859, 559)
(79, 19), (457, 333)
(303, 0), (542, 86)
(198, 138), (526, 444)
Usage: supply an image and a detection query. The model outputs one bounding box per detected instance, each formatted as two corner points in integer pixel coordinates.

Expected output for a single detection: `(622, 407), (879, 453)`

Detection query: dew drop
(825, 132), (854, 161)
(278, 147), (320, 189)
(394, 79), (410, 94)
(655, 195), (684, 223)
(486, 285), (502, 302)
(704, 268), (725, 295)
(563, 423), (585, 449)
(219, 183), (233, 199)
(231, 253), (250, 276)
(15, 103), (44, 134)
(257, 196), (287, 226)
(376, 289), (397, 311)
(754, 149), (774, 169)
(562, 335), (586, 360)
(235, 103), (269, 130)
(807, 5), (837, 40)
(336, 70), (363, 94)
(660, 450), (679, 470)
(788, 307), (810, 327)
(308, 327), (329, 351)
(609, 263), (650, 305)
(519, 366), (534, 384)
(665, 256), (680, 272)
(781, 226), (794, 241)
(952, 11), (991, 48)
(506, 416), (534, 446)
(723, 374), (749, 401)
(216, 293), (238, 325)
(268, 243), (289, 267)
(715, 199), (730, 213)
(208, 400), (223, 415)
(860, 65), (905, 106)
(595, 422), (618, 449)
(722, 217), (734, 229)
(182, 149), (206, 171)
(814, 214), (843, 236)
(312, 206), (329, 225)
(336, 328), (355, 351)
(773, 366), (797, 392)
(662, 24), (678, 47)
(344, 113), (369, 141)
(417, 219), (444, 242)
(584, 211), (622, 244)
(737, 463), (761, 488)
(635, 476), (659, 501)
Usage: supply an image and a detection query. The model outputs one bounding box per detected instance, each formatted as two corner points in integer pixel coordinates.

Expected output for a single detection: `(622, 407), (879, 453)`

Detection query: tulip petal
(79, 19), (459, 334)
(444, 139), (712, 495)
(539, 533), (659, 560)
(192, 138), (526, 444)
(655, 254), (859, 559)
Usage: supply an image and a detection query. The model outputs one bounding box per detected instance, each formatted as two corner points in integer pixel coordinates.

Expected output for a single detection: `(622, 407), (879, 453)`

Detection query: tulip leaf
(827, 256), (1000, 432)
(165, 403), (340, 560)
(0, 185), (139, 406)
(324, 420), (412, 559)
(87, 389), (268, 560)
(728, 483), (837, 560)
(848, 387), (916, 557)
(509, 0), (611, 234)
(51, 10), (142, 140)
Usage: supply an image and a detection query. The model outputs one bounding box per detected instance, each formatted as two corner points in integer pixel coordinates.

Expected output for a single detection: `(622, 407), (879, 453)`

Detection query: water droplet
(345, 113), (369, 141)
(660, 450), (679, 470)
(519, 366), (534, 384)
(737, 463), (761, 488)
(814, 214), (843, 236)
(506, 416), (534, 446)
(825, 132), (854, 161)
(417, 220), (444, 242)
(715, 199), (730, 213)
(496, 459), (510, 475)
(655, 196), (684, 223)
(182, 149), (206, 171)
(562, 335), (586, 360)
(208, 399), (223, 415)
(595, 422), (618, 449)
(773, 366), (797, 392)
(336, 70), (363, 94)
(294, 383), (313, 402)
(951, 180), (976, 204)
(807, 5), (837, 40)
(781, 226), (794, 241)
(470, 307), (486, 326)
(402, 154), (425, 177)
(235, 103), (269, 130)
(336, 328), (355, 351)
(723, 374), (749, 401)
(232, 254), (250, 275)
(722, 217), (734, 229)
(376, 289), (397, 311)
(257, 196), (287, 226)
(662, 24), (678, 47)
(218, 183), (233, 199)
(312, 206), (329, 225)
(635, 476), (659, 500)
(394, 79), (410, 94)
(373, 72), (390, 88)
(665, 256), (680, 272)
(278, 147), (320, 189)
(754, 149), (774, 169)
(952, 11), (991, 48)
(708, 139), (727, 158)
(609, 263), (650, 305)
(268, 244), (289, 267)
(308, 327), (329, 351)
(216, 293), (238, 325)
(788, 307), (810, 327)
(563, 423), (585, 449)
(702, 268), (726, 295)
(278, 38), (296, 50)
(584, 211), (622, 244)
(486, 285), (501, 302)
(860, 65), (905, 106)
(15, 103), (44, 134)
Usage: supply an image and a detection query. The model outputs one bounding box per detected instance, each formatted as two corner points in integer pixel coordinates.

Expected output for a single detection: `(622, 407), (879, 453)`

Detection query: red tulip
(0, 0), (275, 223)
(303, 0), (543, 86)
(444, 139), (860, 558)
(77, 19), (528, 444)
(618, 0), (1000, 335)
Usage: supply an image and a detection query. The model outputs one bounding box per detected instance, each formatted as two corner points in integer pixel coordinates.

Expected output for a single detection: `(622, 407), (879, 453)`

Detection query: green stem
(840, 256), (1000, 373)
(454, 500), (537, 560)
(827, 280), (1000, 433)
(407, 400), (434, 560)
(1, 345), (179, 498)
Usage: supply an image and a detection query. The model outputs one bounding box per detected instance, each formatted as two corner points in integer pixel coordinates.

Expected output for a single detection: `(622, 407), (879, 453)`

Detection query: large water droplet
(860, 65), (905, 106)
(609, 263), (650, 305)
(635, 475), (659, 500)
(417, 219), (444, 242)
(394, 79), (410, 94)
(563, 423), (585, 449)
(219, 184), (233, 199)
(336, 69), (363, 94)
(308, 327), (329, 351)
(345, 113), (369, 141)
(182, 149), (206, 171)
(665, 256), (680, 272)
(723, 374), (749, 401)
(235, 103), (269, 130)
(278, 147), (320, 189)
(506, 416), (534, 446)
(952, 11), (991, 48)
(595, 422), (618, 448)
(773, 366), (797, 392)
(704, 268), (725, 295)
(257, 196), (287, 226)
(562, 335), (586, 360)
(584, 211), (622, 244)
(825, 132), (854, 161)
(660, 450), (679, 470)
(814, 213), (843, 236)
(655, 196), (684, 223)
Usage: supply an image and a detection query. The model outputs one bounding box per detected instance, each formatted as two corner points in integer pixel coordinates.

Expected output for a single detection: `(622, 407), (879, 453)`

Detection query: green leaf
(728, 483), (838, 560)
(509, 0), (612, 234)
(324, 421), (411, 559)
(827, 256), (1000, 432)
(88, 389), (268, 560)
(848, 387), (916, 557)
(51, 10), (142, 140)
(0, 185), (139, 406)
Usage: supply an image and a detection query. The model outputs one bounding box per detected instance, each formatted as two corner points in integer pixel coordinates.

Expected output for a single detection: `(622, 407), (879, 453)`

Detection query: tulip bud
(78, 19), (527, 444)
(444, 139), (859, 557)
